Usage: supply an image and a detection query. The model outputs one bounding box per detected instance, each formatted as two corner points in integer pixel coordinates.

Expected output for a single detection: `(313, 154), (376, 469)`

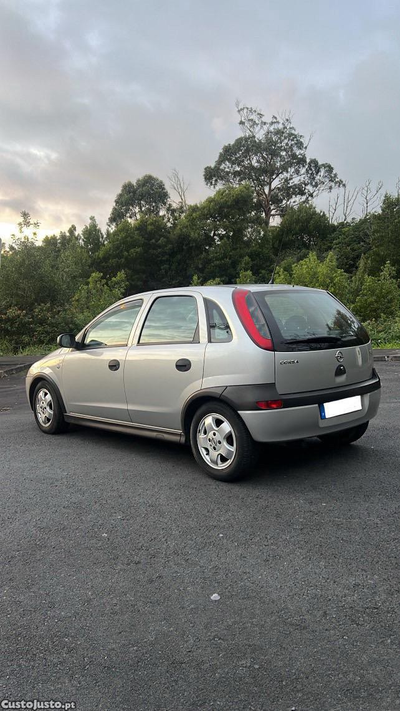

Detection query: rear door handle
(108, 359), (120, 371)
(175, 358), (191, 372)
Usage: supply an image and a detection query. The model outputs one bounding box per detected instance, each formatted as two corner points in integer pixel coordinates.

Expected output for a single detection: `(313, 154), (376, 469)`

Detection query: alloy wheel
(196, 412), (237, 470)
(36, 388), (54, 427)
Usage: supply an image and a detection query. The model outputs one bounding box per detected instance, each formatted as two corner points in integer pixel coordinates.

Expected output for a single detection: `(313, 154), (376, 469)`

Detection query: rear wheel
(318, 421), (369, 446)
(33, 380), (69, 434)
(190, 402), (257, 482)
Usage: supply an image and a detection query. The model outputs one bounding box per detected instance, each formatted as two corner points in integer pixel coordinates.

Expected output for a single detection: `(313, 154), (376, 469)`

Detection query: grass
(0, 344), (55, 357)
(370, 341), (400, 349)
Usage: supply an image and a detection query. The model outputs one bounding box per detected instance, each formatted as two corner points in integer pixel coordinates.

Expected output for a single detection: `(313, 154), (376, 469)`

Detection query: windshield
(254, 290), (369, 351)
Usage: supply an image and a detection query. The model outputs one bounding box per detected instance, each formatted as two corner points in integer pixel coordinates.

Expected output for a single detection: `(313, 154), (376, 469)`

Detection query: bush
(363, 317), (400, 348)
(0, 271), (128, 355)
(353, 262), (400, 321)
(275, 251), (351, 303)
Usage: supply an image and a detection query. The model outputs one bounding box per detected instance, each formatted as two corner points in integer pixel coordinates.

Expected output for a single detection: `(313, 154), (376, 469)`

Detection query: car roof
(117, 283), (325, 304)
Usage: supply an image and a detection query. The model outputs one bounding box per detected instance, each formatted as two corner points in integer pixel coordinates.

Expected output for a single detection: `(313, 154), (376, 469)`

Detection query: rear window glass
(254, 290), (369, 351)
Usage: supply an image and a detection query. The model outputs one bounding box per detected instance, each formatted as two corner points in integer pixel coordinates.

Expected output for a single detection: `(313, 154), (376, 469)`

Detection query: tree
(359, 179), (383, 217)
(170, 185), (263, 285)
(108, 181), (136, 226)
(369, 193), (400, 277)
(237, 256), (255, 284)
(204, 104), (343, 226)
(16, 210), (40, 237)
(71, 271), (128, 326)
(275, 252), (351, 303)
(81, 216), (105, 258)
(98, 215), (172, 293)
(353, 262), (399, 321)
(273, 203), (334, 259)
(333, 216), (372, 273)
(108, 175), (170, 226)
(168, 168), (189, 210)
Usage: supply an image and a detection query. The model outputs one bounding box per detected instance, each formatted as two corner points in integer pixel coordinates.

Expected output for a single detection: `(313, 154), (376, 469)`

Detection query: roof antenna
(268, 265), (276, 284)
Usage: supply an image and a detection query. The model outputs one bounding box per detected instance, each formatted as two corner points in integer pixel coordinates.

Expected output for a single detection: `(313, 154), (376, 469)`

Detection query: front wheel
(33, 380), (69, 434)
(318, 421), (369, 446)
(190, 402), (257, 482)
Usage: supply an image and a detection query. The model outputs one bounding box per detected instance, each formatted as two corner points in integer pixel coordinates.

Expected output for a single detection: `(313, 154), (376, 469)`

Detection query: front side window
(139, 296), (199, 344)
(84, 301), (143, 348)
(254, 290), (369, 351)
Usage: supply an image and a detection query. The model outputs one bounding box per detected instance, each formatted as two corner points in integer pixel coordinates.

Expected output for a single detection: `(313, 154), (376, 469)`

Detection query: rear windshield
(254, 290), (369, 352)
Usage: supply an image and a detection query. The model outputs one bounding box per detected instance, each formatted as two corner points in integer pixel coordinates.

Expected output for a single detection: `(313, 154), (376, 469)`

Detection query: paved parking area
(0, 364), (399, 710)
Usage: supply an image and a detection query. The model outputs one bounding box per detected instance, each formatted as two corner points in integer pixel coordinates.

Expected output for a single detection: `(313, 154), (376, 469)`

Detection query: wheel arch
(181, 388), (227, 444)
(29, 375), (67, 413)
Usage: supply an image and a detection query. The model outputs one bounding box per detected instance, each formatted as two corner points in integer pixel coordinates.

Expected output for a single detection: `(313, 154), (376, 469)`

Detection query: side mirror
(57, 333), (77, 349)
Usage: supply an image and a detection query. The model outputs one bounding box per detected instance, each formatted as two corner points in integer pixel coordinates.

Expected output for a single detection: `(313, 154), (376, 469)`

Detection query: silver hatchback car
(26, 285), (381, 481)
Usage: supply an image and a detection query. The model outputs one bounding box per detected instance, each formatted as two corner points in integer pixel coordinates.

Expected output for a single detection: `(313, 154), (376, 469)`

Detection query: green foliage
(363, 316), (400, 348)
(204, 105), (342, 225)
(71, 271), (128, 327)
(81, 216), (105, 258)
(171, 185), (262, 285)
(275, 251), (351, 303)
(0, 270), (128, 354)
(237, 256), (255, 284)
(369, 194), (400, 277)
(0, 304), (72, 353)
(109, 175), (170, 226)
(99, 215), (172, 292)
(274, 204), (334, 259)
(353, 262), (400, 321)
(333, 216), (372, 273)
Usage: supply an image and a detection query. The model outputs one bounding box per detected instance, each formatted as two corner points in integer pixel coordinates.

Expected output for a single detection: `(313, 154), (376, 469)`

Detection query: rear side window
(139, 296), (199, 344)
(254, 290), (369, 351)
(205, 299), (232, 343)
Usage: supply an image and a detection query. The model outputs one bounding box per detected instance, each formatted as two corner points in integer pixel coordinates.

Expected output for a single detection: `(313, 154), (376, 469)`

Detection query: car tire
(189, 402), (257, 482)
(33, 380), (69, 435)
(318, 421), (369, 446)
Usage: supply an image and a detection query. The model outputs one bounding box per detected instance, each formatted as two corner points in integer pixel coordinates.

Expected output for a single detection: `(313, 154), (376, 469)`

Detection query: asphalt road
(0, 365), (399, 711)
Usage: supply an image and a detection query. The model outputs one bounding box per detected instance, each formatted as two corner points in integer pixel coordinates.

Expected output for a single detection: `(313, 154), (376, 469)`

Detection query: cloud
(0, 0), (399, 234)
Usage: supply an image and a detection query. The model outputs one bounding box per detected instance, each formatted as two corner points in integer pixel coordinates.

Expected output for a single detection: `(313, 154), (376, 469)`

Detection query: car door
(124, 292), (207, 431)
(62, 299), (143, 421)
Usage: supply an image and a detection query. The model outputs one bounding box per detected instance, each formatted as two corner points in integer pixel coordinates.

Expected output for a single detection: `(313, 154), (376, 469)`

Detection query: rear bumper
(237, 375), (381, 443)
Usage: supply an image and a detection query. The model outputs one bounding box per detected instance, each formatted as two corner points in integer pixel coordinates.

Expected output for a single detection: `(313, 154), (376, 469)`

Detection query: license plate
(319, 395), (362, 420)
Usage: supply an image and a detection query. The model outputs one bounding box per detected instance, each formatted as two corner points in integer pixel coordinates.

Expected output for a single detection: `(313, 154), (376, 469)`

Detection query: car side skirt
(64, 413), (184, 443)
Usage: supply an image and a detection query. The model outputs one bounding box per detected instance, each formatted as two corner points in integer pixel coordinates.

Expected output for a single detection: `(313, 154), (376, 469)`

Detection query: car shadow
(65, 422), (371, 488)
(246, 437), (372, 486)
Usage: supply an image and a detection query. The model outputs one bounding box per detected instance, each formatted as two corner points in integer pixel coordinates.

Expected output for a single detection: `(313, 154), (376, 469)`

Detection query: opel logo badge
(335, 350), (344, 363)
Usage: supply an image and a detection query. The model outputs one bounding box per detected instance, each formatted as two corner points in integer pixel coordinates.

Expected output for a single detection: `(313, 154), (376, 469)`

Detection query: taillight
(256, 400), (283, 410)
(232, 288), (274, 350)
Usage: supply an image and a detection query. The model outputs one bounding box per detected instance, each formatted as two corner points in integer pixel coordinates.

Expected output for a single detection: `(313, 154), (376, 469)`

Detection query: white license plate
(320, 395), (362, 420)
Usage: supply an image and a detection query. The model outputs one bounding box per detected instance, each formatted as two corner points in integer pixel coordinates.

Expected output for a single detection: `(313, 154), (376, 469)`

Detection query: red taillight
(232, 288), (273, 350)
(256, 400), (283, 410)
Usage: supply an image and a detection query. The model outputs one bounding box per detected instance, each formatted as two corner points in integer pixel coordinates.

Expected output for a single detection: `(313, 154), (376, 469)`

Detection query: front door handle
(175, 358), (191, 372)
(108, 359), (120, 371)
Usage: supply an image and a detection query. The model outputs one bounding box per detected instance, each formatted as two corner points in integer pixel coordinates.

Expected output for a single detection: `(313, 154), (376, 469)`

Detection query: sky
(0, 0), (400, 242)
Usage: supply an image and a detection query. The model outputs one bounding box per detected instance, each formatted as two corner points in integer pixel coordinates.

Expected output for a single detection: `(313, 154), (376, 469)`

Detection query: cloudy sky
(1, 0), (399, 240)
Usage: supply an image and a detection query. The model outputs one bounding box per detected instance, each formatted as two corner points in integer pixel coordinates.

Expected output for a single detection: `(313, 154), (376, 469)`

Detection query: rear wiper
(285, 335), (342, 344)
